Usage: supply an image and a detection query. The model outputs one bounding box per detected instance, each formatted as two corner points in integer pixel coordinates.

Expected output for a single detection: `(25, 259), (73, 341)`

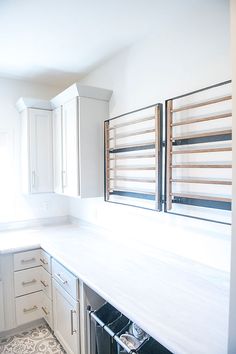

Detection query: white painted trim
(51, 83), (112, 108)
(16, 98), (52, 112)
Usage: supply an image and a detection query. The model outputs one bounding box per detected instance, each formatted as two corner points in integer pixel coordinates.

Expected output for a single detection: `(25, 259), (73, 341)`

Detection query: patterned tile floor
(0, 324), (66, 354)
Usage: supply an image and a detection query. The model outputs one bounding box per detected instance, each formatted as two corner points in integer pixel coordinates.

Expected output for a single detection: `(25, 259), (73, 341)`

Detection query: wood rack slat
(109, 116), (154, 130)
(170, 193), (231, 203)
(172, 95), (232, 113)
(109, 128), (155, 140)
(110, 153), (156, 160)
(171, 112), (232, 127)
(172, 129), (232, 142)
(109, 166), (156, 171)
(171, 178), (232, 185)
(171, 147), (232, 154)
(110, 177), (156, 183)
(171, 163), (232, 168)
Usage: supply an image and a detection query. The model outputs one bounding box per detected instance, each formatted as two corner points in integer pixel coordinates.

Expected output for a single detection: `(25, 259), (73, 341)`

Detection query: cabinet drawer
(52, 259), (79, 300)
(14, 267), (42, 297)
(42, 292), (53, 329)
(40, 267), (52, 299)
(15, 291), (42, 326)
(14, 249), (41, 271)
(40, 249), (51, 274)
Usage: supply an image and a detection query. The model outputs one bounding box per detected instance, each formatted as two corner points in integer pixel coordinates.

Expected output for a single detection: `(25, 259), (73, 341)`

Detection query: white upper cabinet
(17, 98), (53, 194)
(51, 84), (112, 198)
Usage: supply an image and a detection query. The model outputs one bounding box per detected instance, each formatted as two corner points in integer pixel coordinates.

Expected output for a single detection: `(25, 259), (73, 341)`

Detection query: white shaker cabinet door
(29, 109), (53, 193)
(53, 279), (80, 354)
(21, 108), (53, 194)
(62, 98), (79, 197)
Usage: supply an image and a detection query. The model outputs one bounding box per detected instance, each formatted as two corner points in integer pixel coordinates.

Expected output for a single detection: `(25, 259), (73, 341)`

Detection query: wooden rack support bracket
(171, 95), (232, 113)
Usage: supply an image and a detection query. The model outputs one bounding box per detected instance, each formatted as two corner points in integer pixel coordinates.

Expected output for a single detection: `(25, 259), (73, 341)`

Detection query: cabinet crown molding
(16, 97), (52, 113)
(51, 83), (113, 108)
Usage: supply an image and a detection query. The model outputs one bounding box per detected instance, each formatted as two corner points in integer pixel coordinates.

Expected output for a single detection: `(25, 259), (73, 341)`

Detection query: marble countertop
(0, 223), (230, 354)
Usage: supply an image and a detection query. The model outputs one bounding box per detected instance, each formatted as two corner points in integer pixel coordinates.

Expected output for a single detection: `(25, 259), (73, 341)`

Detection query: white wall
(0, 77), (69, 224)
(70, 0), (231, 271)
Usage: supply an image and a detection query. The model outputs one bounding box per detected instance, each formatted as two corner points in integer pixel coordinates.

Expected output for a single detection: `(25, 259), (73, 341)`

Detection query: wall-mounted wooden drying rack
(104, 103), (163, 211)
(165, 80), (232, 223)
(104, 80), (232, 224)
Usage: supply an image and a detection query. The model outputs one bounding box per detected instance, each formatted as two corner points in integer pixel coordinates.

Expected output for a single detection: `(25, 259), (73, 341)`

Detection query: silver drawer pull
(55, 273), (68, 285)
(22, 279), (37, 286)
(40, 258), (48, 265)
(70, 310), (77, 335)
(23, 305), (38, 313)
(21, 257), (35, 264)
(42, 306), (49, 316)
(40, 280), (48, 288)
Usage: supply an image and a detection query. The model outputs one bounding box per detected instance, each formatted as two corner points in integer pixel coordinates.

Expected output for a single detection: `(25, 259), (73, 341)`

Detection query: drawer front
(52, 259), (78, 300)
(42, 292), (53, 329)
(40, 267), (52, 299)
(40, 249), (51, 274)
(14, 267), (42, 297)
(14, 249), (41, 271)
(15, 291), (43, 326)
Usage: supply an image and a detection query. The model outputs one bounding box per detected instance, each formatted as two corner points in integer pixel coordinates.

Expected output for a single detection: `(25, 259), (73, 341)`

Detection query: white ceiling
(0, 0), (228, 87)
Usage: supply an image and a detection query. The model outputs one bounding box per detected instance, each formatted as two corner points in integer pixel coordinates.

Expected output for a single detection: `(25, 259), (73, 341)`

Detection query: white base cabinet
(53, 279), (80, 354)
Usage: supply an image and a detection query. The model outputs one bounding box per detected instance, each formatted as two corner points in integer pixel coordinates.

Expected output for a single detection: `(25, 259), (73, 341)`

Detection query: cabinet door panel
(62, 98), (79, 196)
(53, 280), (80, 354)
(29, 109), (53, 193)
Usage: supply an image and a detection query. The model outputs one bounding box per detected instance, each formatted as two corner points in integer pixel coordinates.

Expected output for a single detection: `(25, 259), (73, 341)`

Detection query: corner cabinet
(51, 84), (112, 198)
(17, 98), (53, 194)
